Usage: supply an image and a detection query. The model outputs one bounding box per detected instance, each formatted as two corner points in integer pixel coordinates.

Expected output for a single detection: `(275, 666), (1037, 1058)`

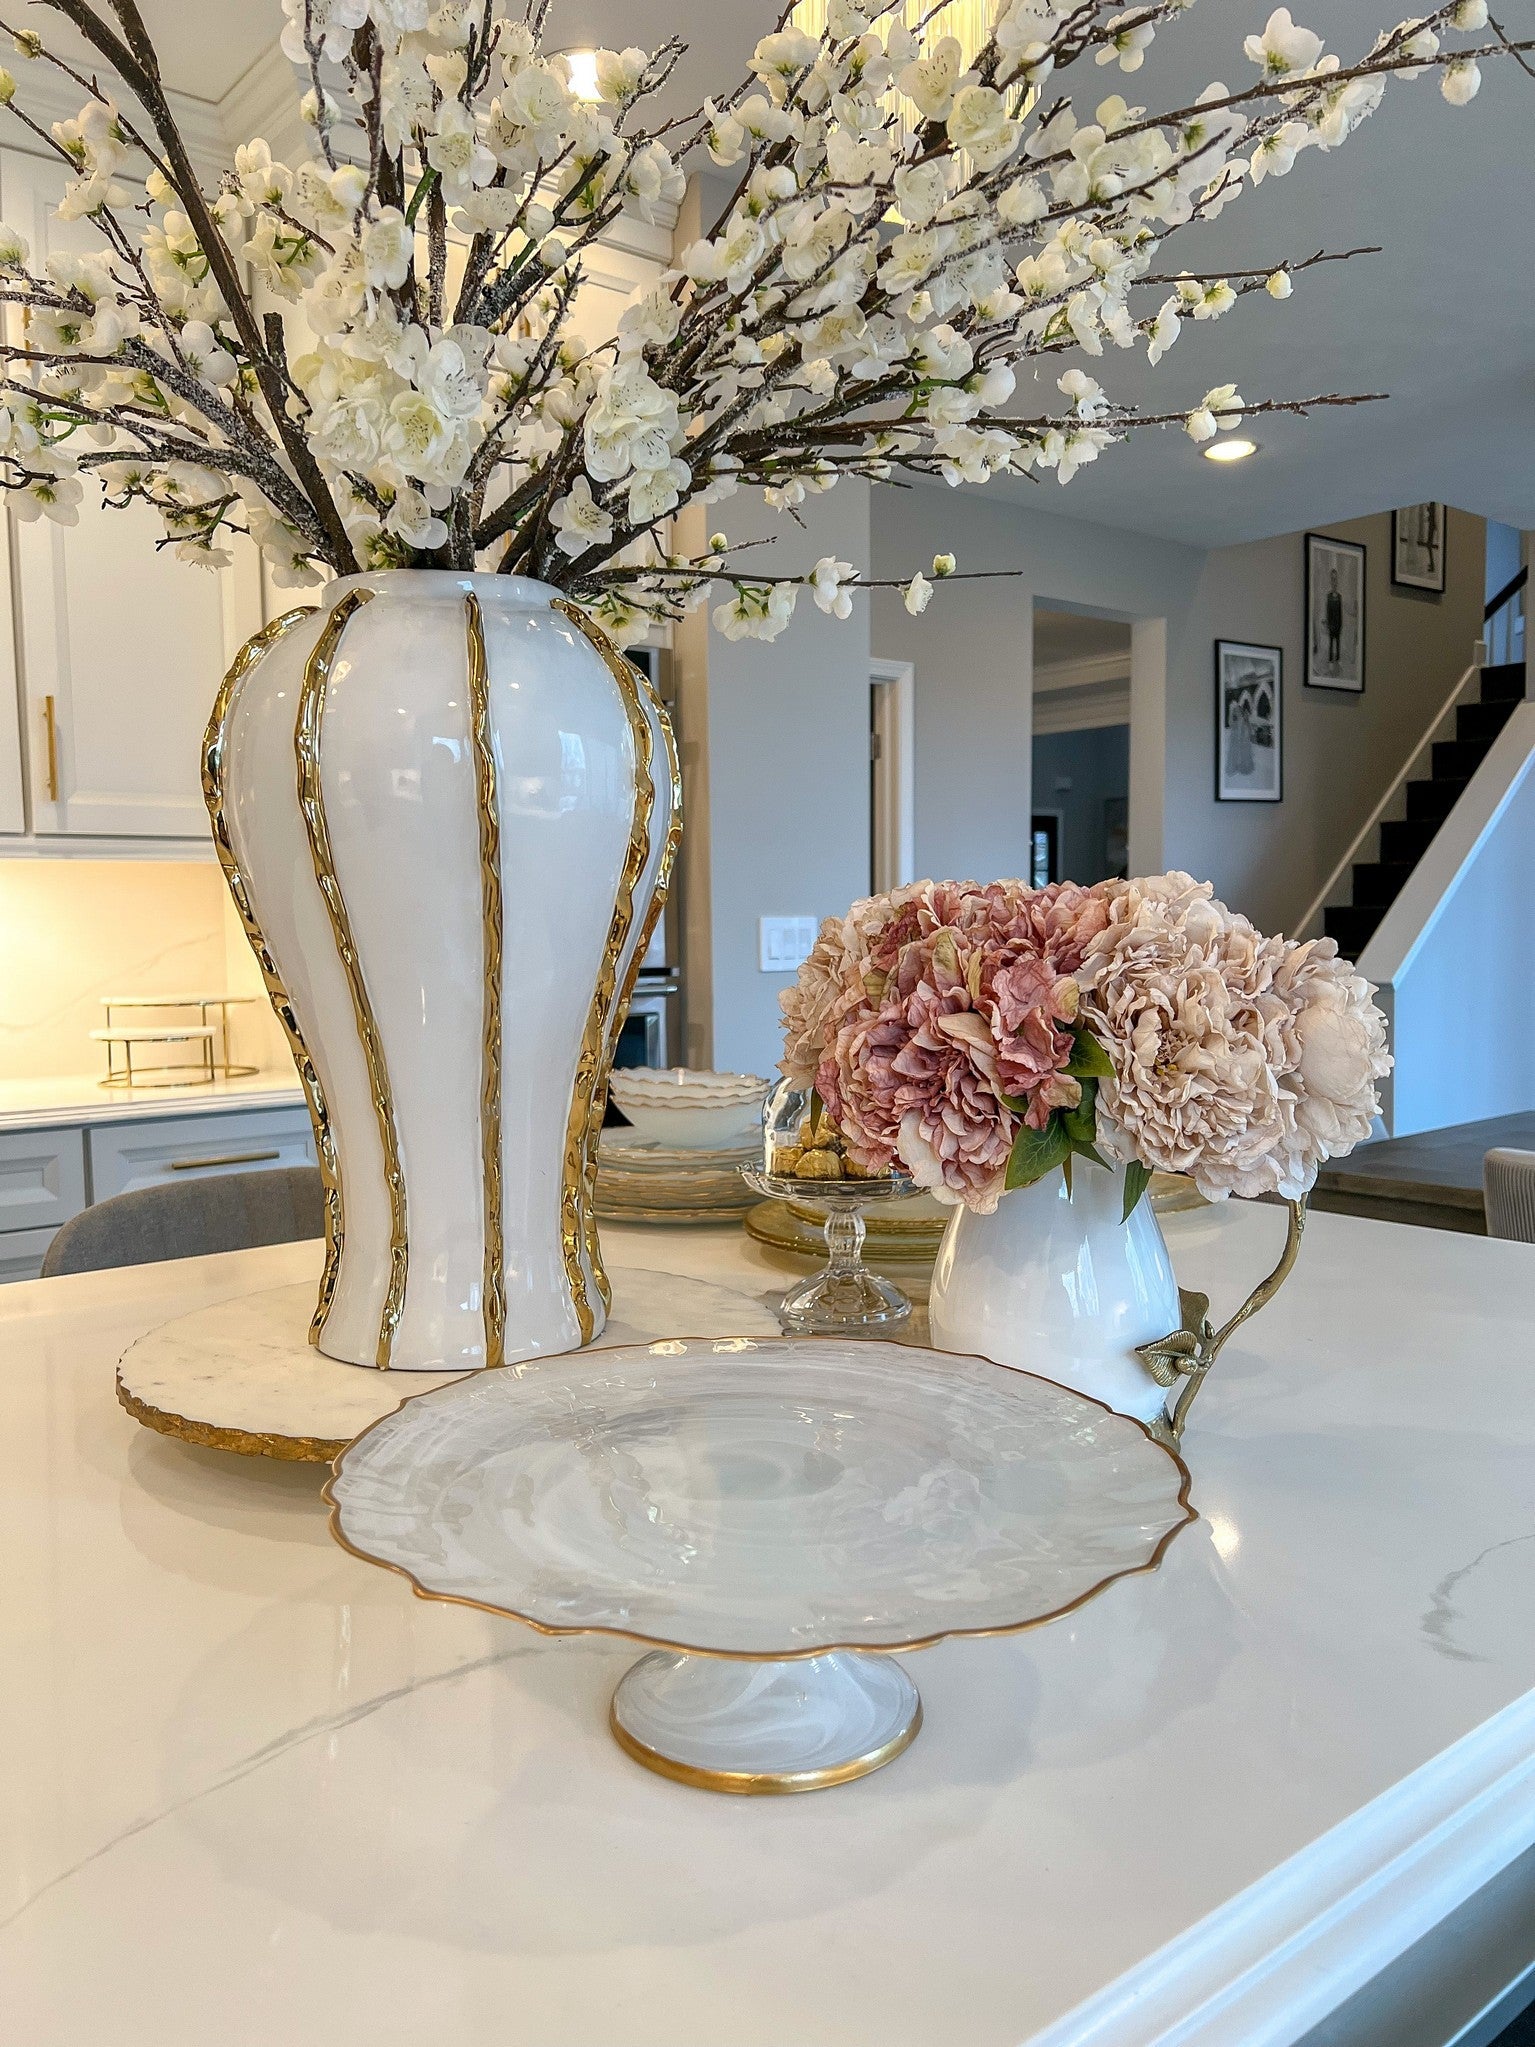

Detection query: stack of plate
(595, 1127), (760, 1225)
(607, 1068), (767, 1151)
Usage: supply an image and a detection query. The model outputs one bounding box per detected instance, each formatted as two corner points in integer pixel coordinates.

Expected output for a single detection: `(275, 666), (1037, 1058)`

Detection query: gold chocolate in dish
(795, 1147), (844, 1181)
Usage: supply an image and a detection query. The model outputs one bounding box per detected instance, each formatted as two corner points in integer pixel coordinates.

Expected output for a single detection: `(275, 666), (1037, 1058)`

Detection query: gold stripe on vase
(550, 599), (658, 1341)
(294, 588), (410, 1368)
(582, 653), (683, 1314)
(202, 606), (352, 1342)
(464, 593), (506, 1370)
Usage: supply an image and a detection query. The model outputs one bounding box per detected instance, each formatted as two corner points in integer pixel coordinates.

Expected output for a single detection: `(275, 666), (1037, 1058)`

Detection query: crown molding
(1032, 676), (1130, 734)
(0, 59), (230, 180)
(218, 45), (307, 164)
(1034, 652), (1132, 695)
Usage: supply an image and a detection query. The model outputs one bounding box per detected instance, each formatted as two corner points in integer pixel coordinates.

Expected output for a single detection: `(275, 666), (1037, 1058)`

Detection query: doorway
(1032, 605), (1132, 886)
(869, 657), (915, 895)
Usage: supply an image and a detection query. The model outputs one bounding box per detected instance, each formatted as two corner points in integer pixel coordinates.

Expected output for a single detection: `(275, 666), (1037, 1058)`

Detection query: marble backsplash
(0, 858), (289, 1081)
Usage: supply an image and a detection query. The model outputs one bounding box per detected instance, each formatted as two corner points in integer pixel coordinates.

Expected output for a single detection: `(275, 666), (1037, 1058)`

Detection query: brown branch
(32, 0), (358, 571)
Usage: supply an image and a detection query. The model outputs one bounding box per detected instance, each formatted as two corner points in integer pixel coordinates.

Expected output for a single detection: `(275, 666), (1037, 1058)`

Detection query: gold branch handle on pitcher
(1137, 1198), (1306, 1441)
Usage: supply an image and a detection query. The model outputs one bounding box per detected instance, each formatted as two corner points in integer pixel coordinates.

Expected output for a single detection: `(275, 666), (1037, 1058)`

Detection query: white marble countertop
(0, 1067), (305, 1132)
(3, 1204), (1535, 2046)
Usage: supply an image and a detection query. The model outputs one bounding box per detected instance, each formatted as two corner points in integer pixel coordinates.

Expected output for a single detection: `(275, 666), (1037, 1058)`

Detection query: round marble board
(117, 1267), (782, 1464)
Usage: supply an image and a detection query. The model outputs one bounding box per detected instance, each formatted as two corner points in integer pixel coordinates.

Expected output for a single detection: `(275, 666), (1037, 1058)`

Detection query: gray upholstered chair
(41, 1166), (325, 1277)
(1483, 1149), (1535, 1244)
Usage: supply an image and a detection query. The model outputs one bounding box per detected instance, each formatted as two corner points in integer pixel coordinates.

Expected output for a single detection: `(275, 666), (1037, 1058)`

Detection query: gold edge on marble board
(608, 1694), (923, 1794)
(294, 588), (410, 1368)
(201, 605), (351, 1343)
(550, 597), (656, 1342)
(320, 1338), (1197, 1663)
(116, 1372), (347, 1465)
(464, 593), (507, 1371)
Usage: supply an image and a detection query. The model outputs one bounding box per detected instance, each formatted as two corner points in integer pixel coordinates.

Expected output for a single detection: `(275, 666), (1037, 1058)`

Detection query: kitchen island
(3, 1203), (1534, 2047)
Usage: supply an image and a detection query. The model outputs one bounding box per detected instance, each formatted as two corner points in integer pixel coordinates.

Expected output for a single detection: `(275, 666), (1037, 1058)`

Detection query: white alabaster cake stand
(326, 1337), (1195, 1793)
(116, 1268), (780, 1463)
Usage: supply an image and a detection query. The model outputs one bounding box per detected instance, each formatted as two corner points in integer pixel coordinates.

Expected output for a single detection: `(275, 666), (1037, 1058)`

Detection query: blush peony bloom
(1076, 874), (1294, 1200)
(776, 869), (1389, 1213)
(1265, 937), (1391, 1194)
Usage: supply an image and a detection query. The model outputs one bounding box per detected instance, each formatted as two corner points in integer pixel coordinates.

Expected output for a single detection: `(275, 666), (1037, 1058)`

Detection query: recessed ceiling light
(562, 49), (602, 102)
(1203, 437), (1258, 464)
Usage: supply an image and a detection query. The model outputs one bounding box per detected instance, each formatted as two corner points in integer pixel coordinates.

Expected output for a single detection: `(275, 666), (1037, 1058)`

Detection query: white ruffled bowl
(609, 1069), (769, 1150)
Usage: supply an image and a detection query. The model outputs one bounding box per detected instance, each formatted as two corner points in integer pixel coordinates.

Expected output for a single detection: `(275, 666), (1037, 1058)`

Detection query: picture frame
(1391, 503), (1448, 594)
(1215, 640), (1283, 803)
(1304, 532), (1366, 693)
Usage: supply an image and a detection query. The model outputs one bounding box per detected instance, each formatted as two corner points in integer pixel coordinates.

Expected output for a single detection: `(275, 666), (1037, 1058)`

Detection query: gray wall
(1165, 508), (1486, 930)
(871, 483), (1486, 932)
(869, 485), (1201, 882)
(673, 484), (872, 1080)
(1032, 726), (1131, 885)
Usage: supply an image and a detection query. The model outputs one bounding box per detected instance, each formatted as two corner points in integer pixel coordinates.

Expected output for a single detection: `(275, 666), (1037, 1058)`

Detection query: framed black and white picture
(1215, 640), (1282, 803)
(1392, 502), (1448, 594)
(1304, 532), (1366, 693)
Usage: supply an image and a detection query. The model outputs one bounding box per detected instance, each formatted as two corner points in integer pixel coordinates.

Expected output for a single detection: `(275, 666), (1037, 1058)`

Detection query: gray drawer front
(0, 1224), (60, 1283)
(87, 1107), (316, 1201)
(0, 1127), (87, 1233)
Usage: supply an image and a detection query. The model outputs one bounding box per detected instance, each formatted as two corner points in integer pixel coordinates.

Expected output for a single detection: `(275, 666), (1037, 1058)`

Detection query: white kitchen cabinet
(0, 1125), (87, 1232)
(0, 1226), (57, 1283)
(1, 146), (264, 839)
(87, 1104), (316, 1201)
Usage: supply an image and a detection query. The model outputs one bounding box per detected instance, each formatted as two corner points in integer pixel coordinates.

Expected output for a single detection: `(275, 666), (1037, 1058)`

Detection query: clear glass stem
(824, 1206), (866, 1272)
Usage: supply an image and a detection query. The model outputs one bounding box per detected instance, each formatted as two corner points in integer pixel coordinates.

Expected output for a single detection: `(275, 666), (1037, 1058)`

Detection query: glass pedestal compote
(327, 1337), (1194, 1794)
(744, 1079), (914, 1334)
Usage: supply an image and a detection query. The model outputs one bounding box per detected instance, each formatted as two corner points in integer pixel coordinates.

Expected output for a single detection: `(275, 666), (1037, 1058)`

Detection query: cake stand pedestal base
(609, 1650), (921, 1794)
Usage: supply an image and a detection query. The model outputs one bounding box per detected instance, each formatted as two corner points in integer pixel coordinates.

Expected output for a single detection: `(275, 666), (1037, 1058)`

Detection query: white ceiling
(36, 0), (1532, 546)
(1034, 608), (1131, 666)
(37, 0), (286, 102)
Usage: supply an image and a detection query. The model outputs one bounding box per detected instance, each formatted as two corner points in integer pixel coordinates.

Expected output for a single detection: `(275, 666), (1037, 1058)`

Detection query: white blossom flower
(1244, 8), (1324, 78)
(13, 470), (83, 524)
(932, 552), (956, 577)
(179, 320), (236, 385)
(1267, 268), (1293, 299)
(810, 556), (857, 617)
(551, 476), (614, 557)
(713, 581), (798, 640)
(903, 571), (932, 614)
(1097, 14), (1157, 72)
(1442, 58), (1482, 104)
(947, 85), (1019, 168)
(898, 36), (964, 120)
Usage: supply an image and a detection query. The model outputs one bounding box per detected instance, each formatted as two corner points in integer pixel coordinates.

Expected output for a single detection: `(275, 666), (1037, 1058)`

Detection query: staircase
(1323, 659), (1527, 957)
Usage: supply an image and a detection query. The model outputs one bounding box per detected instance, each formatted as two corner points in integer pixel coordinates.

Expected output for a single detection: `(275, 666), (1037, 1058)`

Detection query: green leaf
(1004, 1114), (1071, 1192)
(1062, 1149), (1073, 1197)
(1122, 1159), (1152, 1223)
(1061, 1076), (1098, 1150)
(1074, 1143), (1111, 1172)
(1066, 1026), (1114, 1079)
(808, 1089), (823, 1139)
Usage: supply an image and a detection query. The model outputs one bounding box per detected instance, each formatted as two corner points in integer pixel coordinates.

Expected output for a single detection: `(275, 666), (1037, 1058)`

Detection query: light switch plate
(759, 916), (818, 973)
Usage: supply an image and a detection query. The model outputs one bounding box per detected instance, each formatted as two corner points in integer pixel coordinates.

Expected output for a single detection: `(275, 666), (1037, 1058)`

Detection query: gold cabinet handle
(168, 1149), (281, 1172)
(41, 694), (58, 802)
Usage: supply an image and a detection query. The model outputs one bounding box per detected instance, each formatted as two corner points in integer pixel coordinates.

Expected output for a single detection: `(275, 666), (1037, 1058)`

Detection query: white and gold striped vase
(203, 571), (680, 1372)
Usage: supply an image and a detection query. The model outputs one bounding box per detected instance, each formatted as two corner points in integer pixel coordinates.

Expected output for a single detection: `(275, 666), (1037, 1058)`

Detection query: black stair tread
(1458, 697), (1518, 744)
(1431, 738), (1490, 781)
(1324, 904), (1384, 954)
(1480, 662), (1527, 703)
(1407, 776), (1468, 822)
(1380, 816), (1440, 864)
(1350, 859), (1415, 908)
